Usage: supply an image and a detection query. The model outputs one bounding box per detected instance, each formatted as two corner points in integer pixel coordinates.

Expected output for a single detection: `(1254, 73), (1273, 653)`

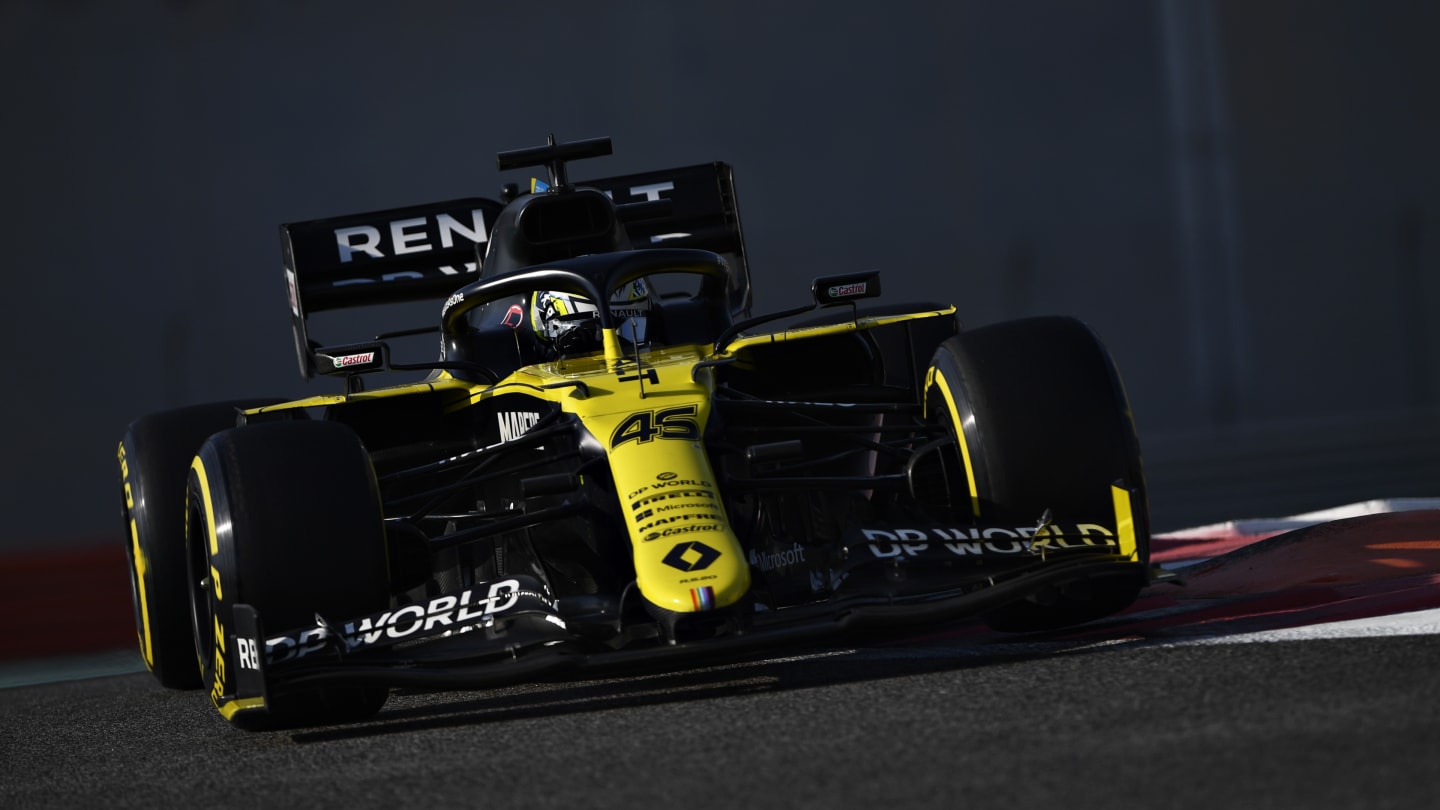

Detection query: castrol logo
(333, 352), (375, 368)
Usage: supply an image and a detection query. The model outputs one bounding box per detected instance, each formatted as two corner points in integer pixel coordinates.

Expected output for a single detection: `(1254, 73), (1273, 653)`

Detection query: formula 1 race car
(119, 135), (1156, 729)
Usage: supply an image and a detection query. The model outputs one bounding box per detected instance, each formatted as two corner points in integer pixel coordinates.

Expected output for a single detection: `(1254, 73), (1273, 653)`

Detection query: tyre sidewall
(119, 400), (283, 689)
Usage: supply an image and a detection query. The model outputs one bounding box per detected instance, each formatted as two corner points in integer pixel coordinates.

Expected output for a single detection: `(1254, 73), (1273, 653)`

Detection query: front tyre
(118, 400), (283, 689)
(187, 420), (391, 729)
(924, 316), (1149, 631)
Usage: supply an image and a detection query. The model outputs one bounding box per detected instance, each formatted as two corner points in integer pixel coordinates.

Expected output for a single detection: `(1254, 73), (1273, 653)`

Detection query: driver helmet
(531, 279), (652, 353)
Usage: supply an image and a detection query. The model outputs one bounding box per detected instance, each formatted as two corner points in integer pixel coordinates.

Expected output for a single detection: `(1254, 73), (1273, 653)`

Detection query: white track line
(1158, 607), (1440, 646)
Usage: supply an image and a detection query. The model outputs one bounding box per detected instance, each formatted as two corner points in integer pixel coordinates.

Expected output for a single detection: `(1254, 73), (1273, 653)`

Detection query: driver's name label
(236, 637), (261, 670)
(266, 579), (525, 663)
(861, 525), (1116, 558)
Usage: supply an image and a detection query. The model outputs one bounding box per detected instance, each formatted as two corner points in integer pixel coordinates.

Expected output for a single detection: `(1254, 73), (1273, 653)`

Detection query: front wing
(217, 550), (1158, 715)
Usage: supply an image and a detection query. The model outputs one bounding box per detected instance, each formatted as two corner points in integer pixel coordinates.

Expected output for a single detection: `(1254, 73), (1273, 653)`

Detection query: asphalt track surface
(6, 511), (1440, 809)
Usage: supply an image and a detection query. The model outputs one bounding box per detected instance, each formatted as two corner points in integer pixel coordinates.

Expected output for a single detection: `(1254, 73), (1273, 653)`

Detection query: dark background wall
(3, 0), (1437, 552)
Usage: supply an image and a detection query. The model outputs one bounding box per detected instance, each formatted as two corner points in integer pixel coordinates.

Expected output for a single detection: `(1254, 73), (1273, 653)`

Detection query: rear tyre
(118, 400), (283, 689)
(923, 316), (1149, 631)
(187, 420), (391, 729)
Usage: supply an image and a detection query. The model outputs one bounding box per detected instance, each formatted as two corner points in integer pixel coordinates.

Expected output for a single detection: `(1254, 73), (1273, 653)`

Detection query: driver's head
(531, 290), (600, 354)
(531, 279), (652, 355)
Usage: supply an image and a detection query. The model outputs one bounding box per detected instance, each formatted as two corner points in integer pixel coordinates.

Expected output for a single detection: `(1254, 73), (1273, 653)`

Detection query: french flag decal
(691, 586), (716, 611)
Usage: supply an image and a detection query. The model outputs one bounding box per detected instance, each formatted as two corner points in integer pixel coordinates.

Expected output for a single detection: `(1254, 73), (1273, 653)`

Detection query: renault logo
(662, 541), (721, 572)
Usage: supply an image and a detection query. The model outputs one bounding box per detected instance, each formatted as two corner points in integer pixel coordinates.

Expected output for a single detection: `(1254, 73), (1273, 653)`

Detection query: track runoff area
(5, 498), (1440, 688)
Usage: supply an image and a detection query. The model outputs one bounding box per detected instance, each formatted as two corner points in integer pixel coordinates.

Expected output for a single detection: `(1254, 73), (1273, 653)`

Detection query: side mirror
(313, 341), (387, 377)
(812, 271), (881, 306)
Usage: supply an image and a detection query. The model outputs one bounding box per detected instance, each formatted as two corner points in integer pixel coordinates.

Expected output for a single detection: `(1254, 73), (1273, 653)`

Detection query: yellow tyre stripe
(1111, 484), (1137, 559)
(190, 457), (219, 557)
(128, 516), (154, 668)
(189, 456), (230, 706)
(927, 367), (981, 517)
(120, 441), (156, 668)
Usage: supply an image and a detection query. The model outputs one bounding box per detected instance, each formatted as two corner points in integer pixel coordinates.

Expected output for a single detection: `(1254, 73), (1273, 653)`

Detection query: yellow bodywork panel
(503, 346), (750, 613)
(722, 306), (955, 353)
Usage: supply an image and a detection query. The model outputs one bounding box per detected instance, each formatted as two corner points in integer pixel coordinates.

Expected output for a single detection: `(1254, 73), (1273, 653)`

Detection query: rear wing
(281, 162), (751, 379)
(584, 163), (751, 319)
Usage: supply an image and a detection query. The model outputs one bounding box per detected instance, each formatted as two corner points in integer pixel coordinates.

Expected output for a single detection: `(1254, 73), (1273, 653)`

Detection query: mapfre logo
(497, 411), (541, 443)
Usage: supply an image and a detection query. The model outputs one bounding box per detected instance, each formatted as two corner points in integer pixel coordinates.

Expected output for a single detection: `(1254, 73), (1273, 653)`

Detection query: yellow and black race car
(119, 136), (1156, 729)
